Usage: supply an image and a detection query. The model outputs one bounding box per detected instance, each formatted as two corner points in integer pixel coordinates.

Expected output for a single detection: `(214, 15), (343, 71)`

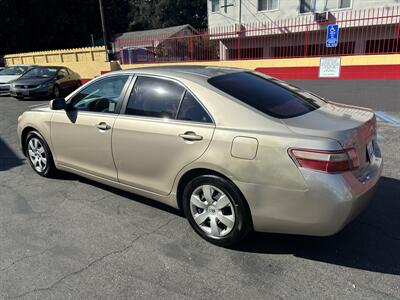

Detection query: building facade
(207, 0), (400, 60)
(208, 0), (398, 27)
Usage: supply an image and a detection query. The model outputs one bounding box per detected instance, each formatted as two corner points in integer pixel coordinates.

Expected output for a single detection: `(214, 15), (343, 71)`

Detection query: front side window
(70, 75), (130, 113)
(300, 0), (351, 13)
(211, 0), (220, 12)
(258, 0), (279, 11)
(177, 92), (212, 123)
(208, 72), (324, 119)
(126, 76), (185, 119)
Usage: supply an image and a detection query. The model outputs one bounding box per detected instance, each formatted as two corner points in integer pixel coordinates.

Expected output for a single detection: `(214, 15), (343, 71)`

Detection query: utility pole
(99, 0), (110, 61)
(238, 0), (242, 60)
(238, 0), (242, 29)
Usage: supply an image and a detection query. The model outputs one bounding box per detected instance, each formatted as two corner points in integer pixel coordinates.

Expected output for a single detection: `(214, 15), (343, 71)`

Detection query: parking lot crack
(0, 248), (51, 273)
(8, 218), (176, 299)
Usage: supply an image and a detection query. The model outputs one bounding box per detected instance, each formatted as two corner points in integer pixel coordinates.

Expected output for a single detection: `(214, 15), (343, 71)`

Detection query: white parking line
(27, 103), (47, 108)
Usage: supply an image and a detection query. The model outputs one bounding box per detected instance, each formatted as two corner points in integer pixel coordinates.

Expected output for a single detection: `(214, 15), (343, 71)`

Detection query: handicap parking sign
(326, 24), (339, 48)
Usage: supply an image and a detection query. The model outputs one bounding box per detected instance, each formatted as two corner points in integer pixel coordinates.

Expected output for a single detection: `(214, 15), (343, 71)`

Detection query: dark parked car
(10, 66), (81, 100)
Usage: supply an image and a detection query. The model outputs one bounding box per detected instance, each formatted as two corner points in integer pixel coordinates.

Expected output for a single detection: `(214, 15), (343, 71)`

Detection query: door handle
(179, 131), (203, 141)
(96, 122), (111, 131)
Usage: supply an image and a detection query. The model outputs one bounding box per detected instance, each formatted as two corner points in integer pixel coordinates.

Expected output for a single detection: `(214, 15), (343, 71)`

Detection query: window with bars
(211, 0), (220, 12)
(258, 0), (279, 11)
(300, 0), (351, 13)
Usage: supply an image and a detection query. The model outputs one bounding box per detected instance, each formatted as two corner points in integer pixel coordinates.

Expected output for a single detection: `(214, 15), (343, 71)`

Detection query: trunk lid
(283, 102), (377, 172)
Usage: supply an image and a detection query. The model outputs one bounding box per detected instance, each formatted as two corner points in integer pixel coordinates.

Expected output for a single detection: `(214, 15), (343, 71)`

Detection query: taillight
(289, 148), (359, 173)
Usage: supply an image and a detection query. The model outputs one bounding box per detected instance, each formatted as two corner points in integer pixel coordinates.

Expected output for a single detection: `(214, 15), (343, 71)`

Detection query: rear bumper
(235, 152), (383, 236)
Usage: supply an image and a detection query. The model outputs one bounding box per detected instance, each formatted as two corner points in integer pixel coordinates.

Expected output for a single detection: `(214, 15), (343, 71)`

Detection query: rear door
(112, 75), (215, 195)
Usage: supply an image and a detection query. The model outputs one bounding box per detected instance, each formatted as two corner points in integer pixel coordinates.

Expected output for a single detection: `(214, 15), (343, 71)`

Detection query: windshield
(0, 66), (29, 76)
(208, 72), (326, 119)
(22, 67), (58, 78)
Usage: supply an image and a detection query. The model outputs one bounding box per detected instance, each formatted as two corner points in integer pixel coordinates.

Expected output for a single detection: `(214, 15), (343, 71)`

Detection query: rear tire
(25, 131), (57, 177)
(182, 175), (252, 247)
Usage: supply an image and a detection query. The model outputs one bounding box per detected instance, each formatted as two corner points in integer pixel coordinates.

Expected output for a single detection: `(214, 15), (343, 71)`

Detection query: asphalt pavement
(0, 95), (399, 299)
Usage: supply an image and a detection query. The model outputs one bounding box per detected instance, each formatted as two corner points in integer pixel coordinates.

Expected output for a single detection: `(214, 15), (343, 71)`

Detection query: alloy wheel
(54, 86), (60, 98)
(27, 137), (47, 173)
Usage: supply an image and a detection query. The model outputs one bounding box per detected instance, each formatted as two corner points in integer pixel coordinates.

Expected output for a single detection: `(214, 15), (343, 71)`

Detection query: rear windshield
(208, 72), (325, 119)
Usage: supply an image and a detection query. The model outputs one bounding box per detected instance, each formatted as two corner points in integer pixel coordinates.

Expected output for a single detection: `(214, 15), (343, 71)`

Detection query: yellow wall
(5, 47), (400, 79)
(4, 47), (110, 78)
(121, 54), (400, 70)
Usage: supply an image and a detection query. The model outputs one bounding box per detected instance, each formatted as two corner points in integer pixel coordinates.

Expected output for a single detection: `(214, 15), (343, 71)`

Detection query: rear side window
(178, 92), (212, 123)
(208, 72), (321, 119)
(126, 76), (185, 119)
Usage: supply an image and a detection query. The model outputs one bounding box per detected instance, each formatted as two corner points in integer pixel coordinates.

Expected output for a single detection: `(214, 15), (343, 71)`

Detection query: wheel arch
(21, 126), (39, 156)
(176, 168), (253, 228)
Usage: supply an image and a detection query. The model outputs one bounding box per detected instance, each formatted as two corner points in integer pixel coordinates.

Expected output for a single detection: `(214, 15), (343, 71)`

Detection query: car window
(23, 67), (58, 78)
(208, 72), (323, 119)
(58, 68), (69, 77)
(70, 75), (130, 113)
(0, 66), (29, 76)
(125, 76), (185, 119)
(177, 92), (212, 123)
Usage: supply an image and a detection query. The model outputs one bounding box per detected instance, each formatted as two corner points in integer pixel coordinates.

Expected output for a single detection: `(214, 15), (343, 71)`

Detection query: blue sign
(326, 24), (339, 48)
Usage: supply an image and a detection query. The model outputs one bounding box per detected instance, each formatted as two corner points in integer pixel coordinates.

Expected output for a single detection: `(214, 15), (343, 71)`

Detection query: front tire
(182, 175), (252, 247)
(53, 85), (61, 98)
(25, 131), (57, 177)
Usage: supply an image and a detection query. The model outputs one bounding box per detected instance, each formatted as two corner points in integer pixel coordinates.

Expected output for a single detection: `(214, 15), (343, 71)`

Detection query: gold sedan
(17, 66), (383, 246)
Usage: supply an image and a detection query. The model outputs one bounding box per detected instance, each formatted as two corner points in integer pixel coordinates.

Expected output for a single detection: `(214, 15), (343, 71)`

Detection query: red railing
(114, 6), (400, 64)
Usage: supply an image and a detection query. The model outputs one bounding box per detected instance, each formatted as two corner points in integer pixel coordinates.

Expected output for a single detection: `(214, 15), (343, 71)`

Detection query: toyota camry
(17, 66), (383, 246)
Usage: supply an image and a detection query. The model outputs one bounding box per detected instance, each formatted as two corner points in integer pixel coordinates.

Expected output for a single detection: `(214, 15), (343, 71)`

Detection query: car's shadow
(53, 171), (183, 217)
(56, 171), (400, 275)
(0, 138), (24, 171)
(235, 176), (400, 275)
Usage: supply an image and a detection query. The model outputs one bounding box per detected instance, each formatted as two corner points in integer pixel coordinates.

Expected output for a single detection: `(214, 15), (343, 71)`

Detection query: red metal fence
(114, 6), (400, 64)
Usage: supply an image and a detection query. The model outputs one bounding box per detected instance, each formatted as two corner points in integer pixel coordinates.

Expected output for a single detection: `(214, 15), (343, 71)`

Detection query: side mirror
(50, 98), (66, 110)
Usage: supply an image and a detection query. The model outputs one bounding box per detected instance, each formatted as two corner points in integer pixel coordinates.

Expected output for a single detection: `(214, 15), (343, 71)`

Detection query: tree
(0, 0), (207, 56)
(0, 0), (130, 55)
(129, 0), (207, 31)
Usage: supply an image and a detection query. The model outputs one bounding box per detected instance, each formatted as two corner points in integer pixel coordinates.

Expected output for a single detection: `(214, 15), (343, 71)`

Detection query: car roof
(6, 64), (36, 67)
(112, 66), (249, 84)
(29, 66), (63, 69)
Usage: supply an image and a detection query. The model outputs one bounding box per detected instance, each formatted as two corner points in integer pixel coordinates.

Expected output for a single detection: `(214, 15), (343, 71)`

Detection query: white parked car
(0, 65), (36, 95)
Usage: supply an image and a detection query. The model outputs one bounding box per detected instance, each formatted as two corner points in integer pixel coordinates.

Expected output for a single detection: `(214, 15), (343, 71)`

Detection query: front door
(51, 75), (131, 181)
(112, 76), (215, 195)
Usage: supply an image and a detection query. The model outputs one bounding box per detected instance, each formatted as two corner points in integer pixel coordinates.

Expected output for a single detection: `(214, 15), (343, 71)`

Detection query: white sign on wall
(319, 57), (341, 78)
